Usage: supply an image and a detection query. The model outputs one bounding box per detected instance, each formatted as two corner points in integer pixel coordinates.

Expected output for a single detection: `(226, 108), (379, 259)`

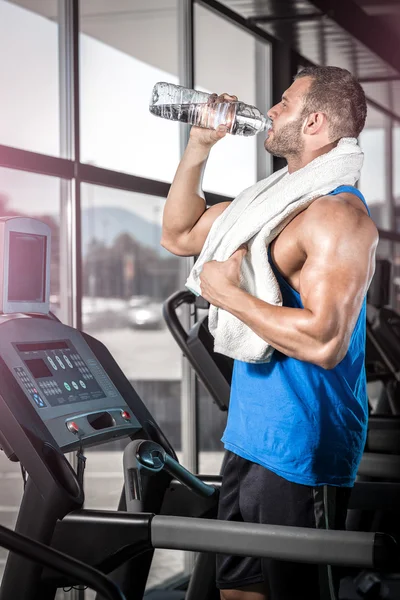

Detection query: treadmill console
(0, 318), (142, 453)
(0, 217), (143, 455)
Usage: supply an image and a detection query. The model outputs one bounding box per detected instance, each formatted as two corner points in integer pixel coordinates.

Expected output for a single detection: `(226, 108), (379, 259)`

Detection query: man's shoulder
(301, 192), (378, 249)
(305, 191), (373, 225)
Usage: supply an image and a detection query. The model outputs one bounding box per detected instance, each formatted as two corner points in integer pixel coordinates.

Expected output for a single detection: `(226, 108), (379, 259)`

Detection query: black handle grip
(162, 290), (196, 351)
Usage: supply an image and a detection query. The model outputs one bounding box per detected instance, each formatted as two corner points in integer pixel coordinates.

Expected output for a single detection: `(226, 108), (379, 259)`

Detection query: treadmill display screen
(8, 232), (46, 302)
(25, 358), (52, 379)
(15, 340), (107, 407)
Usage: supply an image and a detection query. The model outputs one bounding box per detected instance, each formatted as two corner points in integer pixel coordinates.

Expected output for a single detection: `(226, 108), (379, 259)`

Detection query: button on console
(66, 421), (79, 434)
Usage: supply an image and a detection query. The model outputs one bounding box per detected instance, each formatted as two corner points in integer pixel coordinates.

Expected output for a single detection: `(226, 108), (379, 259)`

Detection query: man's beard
(265, 115), (305, 159)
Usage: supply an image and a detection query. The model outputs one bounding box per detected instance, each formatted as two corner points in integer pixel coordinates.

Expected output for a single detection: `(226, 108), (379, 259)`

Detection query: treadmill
(0, 217), (397, 600)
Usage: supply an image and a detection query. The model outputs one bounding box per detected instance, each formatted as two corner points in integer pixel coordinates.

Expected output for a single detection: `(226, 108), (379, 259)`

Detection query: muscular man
(161, 66), (378, 600)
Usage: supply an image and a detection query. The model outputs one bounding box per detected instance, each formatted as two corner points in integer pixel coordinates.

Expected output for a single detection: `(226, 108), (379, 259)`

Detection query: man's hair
(294, 66), (367, 140)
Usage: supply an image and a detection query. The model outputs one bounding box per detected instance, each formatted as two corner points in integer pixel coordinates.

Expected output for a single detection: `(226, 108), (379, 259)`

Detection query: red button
(121, 410), (131, 421)
(67, 421), (79, 434)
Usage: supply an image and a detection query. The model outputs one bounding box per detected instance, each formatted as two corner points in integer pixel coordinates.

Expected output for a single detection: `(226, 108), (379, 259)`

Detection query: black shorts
(216, 451), (351, 599)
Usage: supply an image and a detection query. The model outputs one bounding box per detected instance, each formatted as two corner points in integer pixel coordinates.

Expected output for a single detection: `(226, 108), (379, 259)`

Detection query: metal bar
(178, 1), (198, 579)
(271, 38), (298, 172)
(72, 0), (82, 331)
(307, 0), (400, 78)
(318, 15), (327, 66)
(59, 5), (82, 600)
(0, 156), (230, 204)
(197, 0), (276, 44)
(378, 228), (400, 243)
(164, 454), (215, 497)
(178, 0), (199, 480)
(78, 162), (171, 196)
(363, 96), (400, 125)
(359, 452), (400, 480)
(58, 24), (79, 569)
(360, 75), (400, 83)
(151, 515), (378, 568)
(249, 13), (322, 24)
(0, 145), (74, 179)
(59, 0), (73, 162)
(204, 190), (232, 205)
(385, 82), (397, 307)
(255, 40), (272, 181)
(58, 0), (75, 329)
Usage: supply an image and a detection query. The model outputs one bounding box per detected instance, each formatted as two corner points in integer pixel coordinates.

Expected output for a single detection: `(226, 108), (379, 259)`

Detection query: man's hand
(199, 246), (247, 307)
(189, 93), (238, 149)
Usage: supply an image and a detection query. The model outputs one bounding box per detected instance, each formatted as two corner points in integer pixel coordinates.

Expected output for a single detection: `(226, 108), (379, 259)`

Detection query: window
(359, 105), (391, 229)
(79, 1), (181, 181)
(195, 4), (271, 197)
(0, 1), (60, 156)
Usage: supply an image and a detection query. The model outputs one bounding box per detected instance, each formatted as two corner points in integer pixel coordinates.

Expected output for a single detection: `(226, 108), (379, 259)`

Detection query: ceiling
(8, 0), (400, 121)
(216, 0), (400, 119)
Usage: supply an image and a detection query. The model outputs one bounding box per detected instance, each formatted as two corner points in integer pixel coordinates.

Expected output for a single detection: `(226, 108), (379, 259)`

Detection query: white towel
(185, 137), (364, 363)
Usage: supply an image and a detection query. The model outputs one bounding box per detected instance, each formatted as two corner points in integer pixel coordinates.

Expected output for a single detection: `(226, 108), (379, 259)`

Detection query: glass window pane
(195, 4), (265, 197)
(0, 167), (63, 584)
(80, 184), (185, 589)
(79, 1), (180, 181)
(0, 1), (60, 156)
(359, 105), (391, 229)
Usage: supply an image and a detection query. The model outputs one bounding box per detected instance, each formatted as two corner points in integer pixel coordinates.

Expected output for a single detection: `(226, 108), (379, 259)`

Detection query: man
(161, 66), (378, 600)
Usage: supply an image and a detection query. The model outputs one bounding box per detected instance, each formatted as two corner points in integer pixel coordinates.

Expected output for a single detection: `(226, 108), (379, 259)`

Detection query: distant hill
(81, 206), (171, 258)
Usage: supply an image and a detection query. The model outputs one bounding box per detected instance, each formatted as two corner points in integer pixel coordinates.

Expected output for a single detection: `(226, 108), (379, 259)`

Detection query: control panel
(14, 340), (107, 409)
(0, 317), (142, 452)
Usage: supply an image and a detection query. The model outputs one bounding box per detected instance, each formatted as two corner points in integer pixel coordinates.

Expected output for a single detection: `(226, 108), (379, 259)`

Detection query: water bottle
(149, 82), (272, 137)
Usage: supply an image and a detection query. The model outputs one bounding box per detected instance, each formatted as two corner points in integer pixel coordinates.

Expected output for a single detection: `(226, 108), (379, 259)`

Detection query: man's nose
(267, 104), (279, 120)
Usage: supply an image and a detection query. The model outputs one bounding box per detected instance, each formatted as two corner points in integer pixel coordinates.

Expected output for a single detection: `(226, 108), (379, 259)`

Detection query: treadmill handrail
(163, 290), (231, 411)
(162, 290), (195, 350)
(55, 510), (396, 569)
(151, 515), (396, 570)
(366, 322), (400, 381)
(0, 523), (126, 600)
(359, 452), (400, 480)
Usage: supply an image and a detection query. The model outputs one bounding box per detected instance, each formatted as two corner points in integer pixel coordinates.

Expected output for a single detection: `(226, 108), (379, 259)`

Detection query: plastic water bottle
(149, 82), (272, 137)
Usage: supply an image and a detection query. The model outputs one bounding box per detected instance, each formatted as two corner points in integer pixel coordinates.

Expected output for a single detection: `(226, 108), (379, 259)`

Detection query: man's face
(264, 77), (312, 159)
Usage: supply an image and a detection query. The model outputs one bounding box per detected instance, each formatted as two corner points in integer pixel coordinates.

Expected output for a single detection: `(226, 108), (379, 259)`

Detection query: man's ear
(303, 112), (326, 135)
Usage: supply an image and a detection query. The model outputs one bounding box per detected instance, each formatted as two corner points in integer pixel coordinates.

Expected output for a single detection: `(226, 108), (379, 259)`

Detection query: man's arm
(217, 198), (379, 368)
(161, 93), (237, 256)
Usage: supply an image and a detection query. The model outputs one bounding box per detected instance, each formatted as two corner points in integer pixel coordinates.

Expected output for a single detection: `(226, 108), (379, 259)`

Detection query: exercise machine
(0, 217), (396, 600)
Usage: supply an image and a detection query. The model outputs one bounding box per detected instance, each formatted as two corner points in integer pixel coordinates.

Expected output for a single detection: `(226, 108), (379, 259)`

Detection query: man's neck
(286, 141), (338, 174)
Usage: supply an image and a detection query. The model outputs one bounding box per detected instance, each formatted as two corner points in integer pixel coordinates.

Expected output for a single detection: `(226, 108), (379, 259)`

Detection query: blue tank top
(222, 185), (370, 487)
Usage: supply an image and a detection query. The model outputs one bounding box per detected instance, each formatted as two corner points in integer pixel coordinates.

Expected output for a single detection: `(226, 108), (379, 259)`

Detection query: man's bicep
(299, 224), (377, 348)
(163, 201), (231, 256)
